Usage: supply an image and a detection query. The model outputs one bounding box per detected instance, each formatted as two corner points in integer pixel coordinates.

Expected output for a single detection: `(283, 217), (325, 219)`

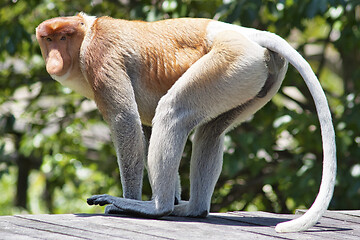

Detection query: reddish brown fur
(82, 17), (211, 121)
(36, 17), (83, 37)
(84, 17), (211, 94)
(137, 18), (211, 94)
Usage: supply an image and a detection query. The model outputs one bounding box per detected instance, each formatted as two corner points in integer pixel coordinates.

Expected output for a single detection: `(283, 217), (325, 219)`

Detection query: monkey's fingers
(87, 194), (113, 206)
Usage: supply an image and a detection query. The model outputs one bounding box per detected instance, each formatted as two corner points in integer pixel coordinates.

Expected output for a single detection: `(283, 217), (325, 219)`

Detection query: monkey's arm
(90, 69), (146, 200)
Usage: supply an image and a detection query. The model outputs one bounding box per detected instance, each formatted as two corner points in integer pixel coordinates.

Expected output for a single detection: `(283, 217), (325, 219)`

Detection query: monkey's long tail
(246, 29), (337, 233)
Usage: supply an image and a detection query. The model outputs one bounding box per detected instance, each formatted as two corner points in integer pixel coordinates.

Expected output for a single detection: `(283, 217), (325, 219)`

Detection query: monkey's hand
(87, 194), (172, 218)
(87, 195), (135, 215)
(87, 194), (116, 206)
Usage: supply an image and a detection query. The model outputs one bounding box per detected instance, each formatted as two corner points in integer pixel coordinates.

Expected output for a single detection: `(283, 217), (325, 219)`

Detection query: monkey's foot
(171, 201), (209, 218)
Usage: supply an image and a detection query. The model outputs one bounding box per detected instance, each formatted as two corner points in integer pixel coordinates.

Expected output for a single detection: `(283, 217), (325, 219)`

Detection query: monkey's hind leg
(172, 43), (287, 218)
(171, 123), (225, 217)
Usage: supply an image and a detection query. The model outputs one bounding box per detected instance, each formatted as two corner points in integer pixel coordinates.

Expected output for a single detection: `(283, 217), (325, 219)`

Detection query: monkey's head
(36, 13), (87, 80)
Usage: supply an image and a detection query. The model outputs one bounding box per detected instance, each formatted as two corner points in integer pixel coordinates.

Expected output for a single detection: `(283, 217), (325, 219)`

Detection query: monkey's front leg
(88, 109), (191, 217)
(100, 113), (146, 214)
(109, 114), (146, 201)
(88, 100), (183, 216)
(88, 88), (195, 217)
(88, 73), (147, 213)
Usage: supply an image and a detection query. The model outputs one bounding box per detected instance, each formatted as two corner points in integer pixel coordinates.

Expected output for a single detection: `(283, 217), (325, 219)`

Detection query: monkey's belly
(136, 97), (159, 126)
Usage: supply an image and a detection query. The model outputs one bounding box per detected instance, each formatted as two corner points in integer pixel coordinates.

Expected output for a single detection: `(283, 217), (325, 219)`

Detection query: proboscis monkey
(36, 13), (336, 233)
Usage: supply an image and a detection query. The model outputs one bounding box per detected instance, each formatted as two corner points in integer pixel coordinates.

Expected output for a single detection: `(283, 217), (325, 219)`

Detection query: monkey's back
(91, 17), (212, 93)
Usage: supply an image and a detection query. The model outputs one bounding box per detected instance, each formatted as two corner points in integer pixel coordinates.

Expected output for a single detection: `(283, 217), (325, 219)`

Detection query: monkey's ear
(77, 12), (88, 18)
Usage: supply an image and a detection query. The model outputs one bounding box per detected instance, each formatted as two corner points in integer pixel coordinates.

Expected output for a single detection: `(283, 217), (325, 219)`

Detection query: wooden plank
(2, 215), (107, 240)
(13, 214), (167, 240)
(0, 217), (40, 240)
(0, 216), (82, 240)
(296, 210), (360, 223)
(1, 211), (360, 239)
(331, 211), (360, 217)
(18, 213), (284, 240)
(213, 212), (324, 240)
(232, 211), (360, 239)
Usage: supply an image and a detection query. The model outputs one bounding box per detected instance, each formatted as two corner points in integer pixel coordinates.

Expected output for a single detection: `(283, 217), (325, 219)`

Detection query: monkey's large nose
(46, 49), (65, 76)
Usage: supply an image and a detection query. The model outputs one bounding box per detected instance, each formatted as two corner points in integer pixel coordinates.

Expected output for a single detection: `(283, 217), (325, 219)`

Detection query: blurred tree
(0, 0), (359, 216)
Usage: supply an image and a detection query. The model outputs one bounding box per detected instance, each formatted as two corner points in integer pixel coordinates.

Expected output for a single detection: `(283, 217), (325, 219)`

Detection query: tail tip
(275, 222), (291, 233)
(275, 218), (314, 233)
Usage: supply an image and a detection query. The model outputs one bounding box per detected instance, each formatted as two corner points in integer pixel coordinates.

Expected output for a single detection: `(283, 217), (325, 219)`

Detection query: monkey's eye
(46, 37), (52, 42)
(60, 36), (66, 41)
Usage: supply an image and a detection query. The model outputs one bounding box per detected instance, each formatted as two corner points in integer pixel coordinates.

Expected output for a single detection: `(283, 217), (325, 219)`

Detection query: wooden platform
(1, 210), (359, 239)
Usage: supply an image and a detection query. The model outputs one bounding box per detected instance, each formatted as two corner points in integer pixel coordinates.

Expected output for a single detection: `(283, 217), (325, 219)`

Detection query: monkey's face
(36, 16), (86, 79)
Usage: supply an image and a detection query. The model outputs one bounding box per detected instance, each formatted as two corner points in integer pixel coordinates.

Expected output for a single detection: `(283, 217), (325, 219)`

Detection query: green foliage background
(0, 0), (359, 215)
